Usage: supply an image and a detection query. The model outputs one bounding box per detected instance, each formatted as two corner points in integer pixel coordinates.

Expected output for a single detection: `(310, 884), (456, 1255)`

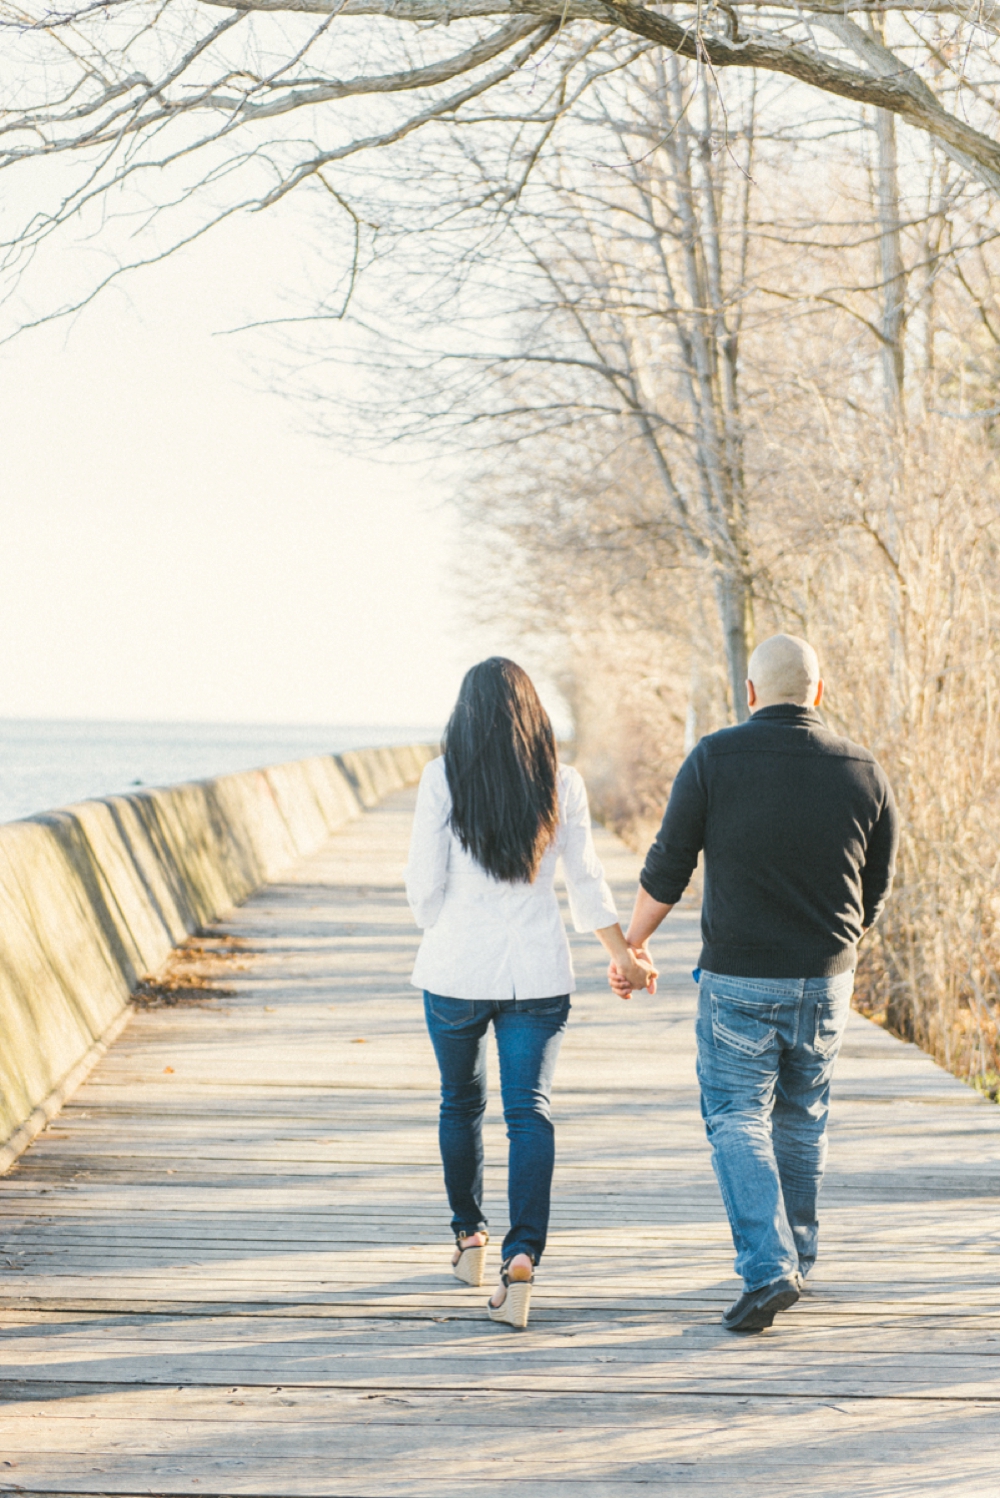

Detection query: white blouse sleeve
(404, 758), (452, 929)
(558, 767), (619, 933)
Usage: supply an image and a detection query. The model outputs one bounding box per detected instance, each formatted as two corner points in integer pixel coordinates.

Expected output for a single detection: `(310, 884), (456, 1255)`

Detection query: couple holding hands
(405, 646), (897, 1333)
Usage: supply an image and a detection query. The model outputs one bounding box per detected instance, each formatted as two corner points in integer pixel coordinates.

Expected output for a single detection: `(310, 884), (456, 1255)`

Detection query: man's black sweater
(640, 705), (899, 979)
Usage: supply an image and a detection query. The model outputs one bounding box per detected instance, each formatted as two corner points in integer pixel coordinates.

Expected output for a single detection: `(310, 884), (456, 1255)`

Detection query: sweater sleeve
(861, 773), (899, 929)
(558, 768), (619, 933)
(640, 747), (707, 905)
(404, 759), (451, 930)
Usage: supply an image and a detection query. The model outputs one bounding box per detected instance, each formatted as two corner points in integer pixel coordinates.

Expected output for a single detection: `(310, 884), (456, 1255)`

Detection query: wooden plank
(1, 789), (999, 1495)
(0, 1392), (996, 1495)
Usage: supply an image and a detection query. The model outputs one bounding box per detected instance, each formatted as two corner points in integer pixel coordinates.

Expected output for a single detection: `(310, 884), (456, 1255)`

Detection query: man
(611, 634), (898, 1332)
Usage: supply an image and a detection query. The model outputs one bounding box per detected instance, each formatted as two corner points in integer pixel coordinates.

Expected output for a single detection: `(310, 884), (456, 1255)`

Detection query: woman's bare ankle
(489, 1252), (533, 1306)
(452, 1230), (487, 1264)
(507, 1253), (533, 1281)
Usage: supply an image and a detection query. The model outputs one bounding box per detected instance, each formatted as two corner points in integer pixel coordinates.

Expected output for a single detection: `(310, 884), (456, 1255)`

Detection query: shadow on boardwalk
(1, 789), (998, 1494)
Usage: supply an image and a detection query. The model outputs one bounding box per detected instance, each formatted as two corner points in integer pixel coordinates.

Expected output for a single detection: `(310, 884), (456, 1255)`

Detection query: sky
(0, 205), (549, 731)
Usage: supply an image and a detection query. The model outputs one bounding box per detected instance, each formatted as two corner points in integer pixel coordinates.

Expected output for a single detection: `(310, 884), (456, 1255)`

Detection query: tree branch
(188, 0), (1000, 192)
(205, 17), (545, 123)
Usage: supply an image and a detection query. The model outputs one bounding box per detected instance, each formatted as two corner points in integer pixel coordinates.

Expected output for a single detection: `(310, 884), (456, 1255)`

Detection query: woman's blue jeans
(695, 969), (854, 1292)
(423, 992), (570, 1265)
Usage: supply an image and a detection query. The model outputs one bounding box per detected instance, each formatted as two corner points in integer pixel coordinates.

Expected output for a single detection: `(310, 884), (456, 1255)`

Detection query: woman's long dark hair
(443, 658), (559, 884)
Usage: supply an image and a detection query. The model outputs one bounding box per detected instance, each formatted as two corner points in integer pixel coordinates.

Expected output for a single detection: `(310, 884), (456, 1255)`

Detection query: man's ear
(746, 679), (757, 710)
(814, 679), (824, 707)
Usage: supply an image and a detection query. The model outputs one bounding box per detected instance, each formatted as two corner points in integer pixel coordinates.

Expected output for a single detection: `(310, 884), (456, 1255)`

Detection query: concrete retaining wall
(0, 743), (435, 1168)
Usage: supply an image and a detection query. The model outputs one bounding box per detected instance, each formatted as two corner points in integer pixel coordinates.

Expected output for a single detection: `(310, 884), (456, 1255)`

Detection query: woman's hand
(608, 945), (657, 999)
(595, 922), (657, 998)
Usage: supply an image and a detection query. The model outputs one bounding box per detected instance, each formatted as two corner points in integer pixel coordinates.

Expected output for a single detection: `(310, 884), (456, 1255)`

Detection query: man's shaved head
(747, 634), (821, 708)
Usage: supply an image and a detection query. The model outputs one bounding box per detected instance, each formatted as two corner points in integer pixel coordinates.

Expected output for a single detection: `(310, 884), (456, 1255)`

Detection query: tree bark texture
(876, 106), (907, 414)
(715, 569), (754, 723)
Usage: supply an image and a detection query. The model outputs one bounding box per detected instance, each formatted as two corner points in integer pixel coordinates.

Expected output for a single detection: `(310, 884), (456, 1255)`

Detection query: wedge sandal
(452, 1230), (489, 1287)
(487, 1257), (534, 1330)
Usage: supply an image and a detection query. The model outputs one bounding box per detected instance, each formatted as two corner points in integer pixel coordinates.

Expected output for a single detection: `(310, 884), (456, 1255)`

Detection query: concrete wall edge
(0, 742), (436, 1165)
(0, 1005), (134, 1176)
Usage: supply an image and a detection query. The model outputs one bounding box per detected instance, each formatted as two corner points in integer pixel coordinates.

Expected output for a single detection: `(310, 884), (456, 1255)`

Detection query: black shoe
(722, 1276), (800, 1333)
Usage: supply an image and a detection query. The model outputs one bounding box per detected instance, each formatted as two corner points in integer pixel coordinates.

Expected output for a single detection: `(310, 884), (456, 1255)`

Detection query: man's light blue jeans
(695, 969), (854, 1291)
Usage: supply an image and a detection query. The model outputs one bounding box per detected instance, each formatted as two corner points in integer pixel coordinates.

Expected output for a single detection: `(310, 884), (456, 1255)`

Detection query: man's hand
(603, 890), (673, 1000)
(608, 945), (657, 1000)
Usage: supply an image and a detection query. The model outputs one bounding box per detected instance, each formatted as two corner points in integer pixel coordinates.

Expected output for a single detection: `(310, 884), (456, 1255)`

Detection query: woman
(405, 658), (656, 1329)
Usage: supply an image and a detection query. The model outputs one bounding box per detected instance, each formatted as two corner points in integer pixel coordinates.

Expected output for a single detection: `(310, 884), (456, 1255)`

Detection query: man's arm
(861, 779), (900, 930)
(607, 748), (707, 997)
(638, 748), (708, 910)
(626, 887), (674, 950)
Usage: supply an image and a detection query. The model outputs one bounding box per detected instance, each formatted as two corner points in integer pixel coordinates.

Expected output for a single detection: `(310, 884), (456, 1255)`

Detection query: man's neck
(750, 702), (820, 716)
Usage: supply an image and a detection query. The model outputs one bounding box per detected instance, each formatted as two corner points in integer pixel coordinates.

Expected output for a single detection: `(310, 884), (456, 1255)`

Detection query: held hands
(594, 920), (658, 1000)
(600, 893), (671, 1001)
(608, 944), (658, 1000)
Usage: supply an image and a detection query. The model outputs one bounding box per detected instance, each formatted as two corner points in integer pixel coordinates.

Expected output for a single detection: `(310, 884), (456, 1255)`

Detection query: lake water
(0, 720), (441, 824)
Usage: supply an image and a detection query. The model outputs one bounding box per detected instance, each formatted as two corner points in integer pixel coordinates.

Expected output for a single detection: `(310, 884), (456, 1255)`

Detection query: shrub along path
(1, 787), (998, 1494)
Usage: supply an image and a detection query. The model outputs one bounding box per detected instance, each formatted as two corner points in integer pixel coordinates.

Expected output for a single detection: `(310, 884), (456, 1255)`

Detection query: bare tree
(2, 1), (1000, 327)
(461, 246), (1000, 1091)
(295, 35), (999, 724)
(336, 56), (765, 718)
(874, 106), (907, 411)
(779, 415), (1000, 1087)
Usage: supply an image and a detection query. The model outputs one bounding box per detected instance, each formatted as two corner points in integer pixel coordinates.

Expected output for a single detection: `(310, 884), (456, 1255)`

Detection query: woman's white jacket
(405, 756), (618, 1001)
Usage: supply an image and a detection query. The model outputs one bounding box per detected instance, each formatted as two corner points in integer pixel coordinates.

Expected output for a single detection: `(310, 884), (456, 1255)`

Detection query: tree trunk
(715, 570), (754, 723)
(875, 105), (907, 414)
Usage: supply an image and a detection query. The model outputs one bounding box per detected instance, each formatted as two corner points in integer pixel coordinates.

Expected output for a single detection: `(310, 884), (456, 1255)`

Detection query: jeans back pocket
(709, 987), (779, 1057)
(813, 981), (853, 1057)
(514, 995), (570, 1017)
(425, 992), (487, 1030)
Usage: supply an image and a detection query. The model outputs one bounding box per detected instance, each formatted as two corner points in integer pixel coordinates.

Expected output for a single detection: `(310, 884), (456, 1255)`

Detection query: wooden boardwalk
(1, 787), (998, 1495)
